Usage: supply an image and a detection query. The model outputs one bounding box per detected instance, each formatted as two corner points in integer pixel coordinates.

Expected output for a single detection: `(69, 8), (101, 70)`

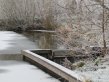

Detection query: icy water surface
(0, 31), (38, 54)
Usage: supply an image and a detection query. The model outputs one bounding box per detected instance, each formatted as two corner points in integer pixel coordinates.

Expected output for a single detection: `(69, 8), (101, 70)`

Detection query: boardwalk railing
(22, 49), (88, 82)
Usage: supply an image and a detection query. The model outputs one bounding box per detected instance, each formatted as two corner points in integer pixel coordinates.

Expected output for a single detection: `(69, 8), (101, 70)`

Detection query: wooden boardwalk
(0, 31), (60, 82)
(0, 60), (60, 82)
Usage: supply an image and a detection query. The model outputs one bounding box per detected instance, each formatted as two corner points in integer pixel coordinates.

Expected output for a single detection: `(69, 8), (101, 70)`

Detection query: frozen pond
(0, 60), (60, 82)
(0, 31), (38, 54)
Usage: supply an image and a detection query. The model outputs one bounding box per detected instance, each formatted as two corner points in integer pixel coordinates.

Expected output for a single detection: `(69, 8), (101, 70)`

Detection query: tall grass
(0, 0), (37, 31)
(0, 0), (60, 31)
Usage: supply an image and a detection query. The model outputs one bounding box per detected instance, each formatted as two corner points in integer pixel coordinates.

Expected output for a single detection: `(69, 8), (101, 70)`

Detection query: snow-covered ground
(0, 31), (38, 54)
(0, 60), (60, 82)
(74, 55), (109, 82)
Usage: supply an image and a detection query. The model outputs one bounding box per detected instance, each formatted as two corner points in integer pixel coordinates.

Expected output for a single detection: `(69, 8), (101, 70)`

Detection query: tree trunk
(102, 0), (107, 56)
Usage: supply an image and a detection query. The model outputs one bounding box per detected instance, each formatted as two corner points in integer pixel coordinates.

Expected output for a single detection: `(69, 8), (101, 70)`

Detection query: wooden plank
(30, 30), (56, 34)
(22, 50), (86, 82)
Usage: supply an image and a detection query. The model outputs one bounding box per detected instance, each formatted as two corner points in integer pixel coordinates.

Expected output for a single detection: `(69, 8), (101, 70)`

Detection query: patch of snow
(0, 31), (38, 54)
(0, 60), (60, 82)
(74, 55), (109, 82)
(0, 31), (15, 50)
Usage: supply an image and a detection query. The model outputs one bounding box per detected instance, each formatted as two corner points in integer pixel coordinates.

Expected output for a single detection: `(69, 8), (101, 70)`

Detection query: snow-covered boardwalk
(0, 31), (60, 82)
(0, 60), (60, 82)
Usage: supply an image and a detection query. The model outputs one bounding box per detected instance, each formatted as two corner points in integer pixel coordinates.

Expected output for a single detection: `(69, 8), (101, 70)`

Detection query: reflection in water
(24, 31), (56, 49)
(38, 33), (54, 49)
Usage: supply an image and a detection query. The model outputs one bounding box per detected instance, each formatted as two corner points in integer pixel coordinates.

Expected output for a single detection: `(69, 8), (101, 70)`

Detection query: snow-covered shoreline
(74, 55), (109, 82)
